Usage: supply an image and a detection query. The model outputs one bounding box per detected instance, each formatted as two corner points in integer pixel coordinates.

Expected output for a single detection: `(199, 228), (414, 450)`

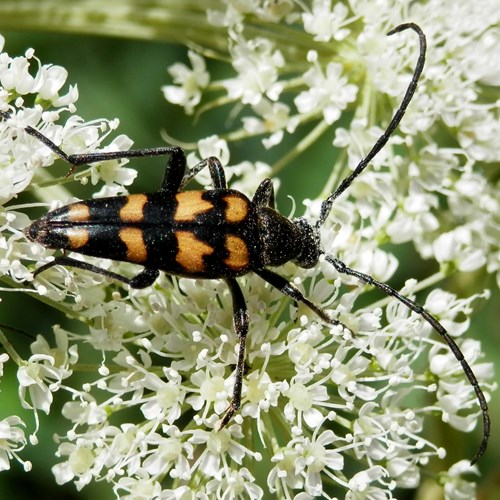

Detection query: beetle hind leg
(32, 256), (159, 289)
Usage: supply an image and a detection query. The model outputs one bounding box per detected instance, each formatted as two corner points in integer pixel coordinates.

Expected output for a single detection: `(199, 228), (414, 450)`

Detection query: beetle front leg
(218, 278), (249, 429)
(255, 268), (348, 330)
(33, 256), (159, 289)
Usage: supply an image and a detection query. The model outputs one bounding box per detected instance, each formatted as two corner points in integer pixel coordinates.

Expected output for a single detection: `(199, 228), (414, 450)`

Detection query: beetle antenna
(316, 23), (426, 229)
(322, 254), (490, 464)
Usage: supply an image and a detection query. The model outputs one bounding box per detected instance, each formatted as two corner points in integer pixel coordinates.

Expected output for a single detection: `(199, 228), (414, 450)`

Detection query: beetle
(1, 23), (489, 464)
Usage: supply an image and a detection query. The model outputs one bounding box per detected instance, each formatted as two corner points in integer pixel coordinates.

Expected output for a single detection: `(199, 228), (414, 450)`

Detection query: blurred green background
(0, 26), (498, 500)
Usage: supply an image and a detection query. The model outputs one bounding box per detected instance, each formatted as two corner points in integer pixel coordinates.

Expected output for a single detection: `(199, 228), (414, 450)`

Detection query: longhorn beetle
(2, 23), (489, 464)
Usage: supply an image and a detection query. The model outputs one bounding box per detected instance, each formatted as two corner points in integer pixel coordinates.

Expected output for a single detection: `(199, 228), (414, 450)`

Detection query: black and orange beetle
(2, 23), (490, 463)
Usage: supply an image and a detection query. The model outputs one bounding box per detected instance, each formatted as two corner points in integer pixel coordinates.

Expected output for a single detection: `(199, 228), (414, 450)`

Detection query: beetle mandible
(2, 23), (490, 464)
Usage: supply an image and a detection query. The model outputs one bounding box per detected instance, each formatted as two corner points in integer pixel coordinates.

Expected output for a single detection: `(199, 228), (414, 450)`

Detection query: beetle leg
(33, 255), (159, 289)
(255, 268), (347, 330)
(158, 147), (187, 193)
(252, 178), (275, 208)
(1, 111), (189, 184)
(28, 125), (184, 180)
(180, 156), (228, 190)
(127, 268), (161, 288)
(218, 278), (249, 429)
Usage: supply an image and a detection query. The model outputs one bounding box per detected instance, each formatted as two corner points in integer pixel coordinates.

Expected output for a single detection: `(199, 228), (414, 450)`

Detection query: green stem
(0, 0), (338, 61)
(271, 119), (330, 176)
(0, 326), (24, 365)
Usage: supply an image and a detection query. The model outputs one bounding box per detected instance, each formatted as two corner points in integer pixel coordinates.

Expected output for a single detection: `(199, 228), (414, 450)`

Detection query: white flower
(141, 427), (193, 479)
(187, 425), (261, 476)
(284, 376), (330, 428)
(223, 36), (284, 105)
(207, 0), (294, 26)
(295, 430), (344, 495)
(0, 416), (29, 472)
(347, 466), (388, 495)
(186, 366), (229, 422)
(386, 457), (420, 489)
(462, 28), (500, 85)
(269, 430), (344, 496)
(0, 352), (9, 377)
(433, 227), (487, 272)
(86, 301), (149, 351)
(113, 476), (163, 500)
(162, 50), (209, 115)
(139, 369), (185, 425)
(240, 370), (283, 419)
(52, 442), (96, 488)
(295, 57), (358, 124)
(443, 460), (479, 500)
(302, 0), (352, 42)
(61, 398), (107, 426)
(18, 331), (75, 415)
(242, 98), (297, 148)
(206, 467), (263, 499)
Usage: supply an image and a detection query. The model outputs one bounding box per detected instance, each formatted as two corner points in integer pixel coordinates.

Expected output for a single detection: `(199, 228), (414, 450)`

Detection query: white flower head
(295, 59), (358, 125)
(162, 50), (209, 115)
(223, 35), (285, 105)
(302, 0), (353, 42)
(0, 416), (30, 472)
(0, 1), (497, 499)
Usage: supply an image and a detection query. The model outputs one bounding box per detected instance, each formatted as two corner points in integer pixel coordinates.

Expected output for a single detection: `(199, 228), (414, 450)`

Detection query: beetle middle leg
(180, 156), (228, 190)
(218, 277), (249, 429)
(158, 150), (228, 192)
(252, 178), (275, 209)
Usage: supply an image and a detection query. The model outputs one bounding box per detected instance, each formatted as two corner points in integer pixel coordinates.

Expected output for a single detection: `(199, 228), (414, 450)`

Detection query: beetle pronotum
(2, 22), (490, 464)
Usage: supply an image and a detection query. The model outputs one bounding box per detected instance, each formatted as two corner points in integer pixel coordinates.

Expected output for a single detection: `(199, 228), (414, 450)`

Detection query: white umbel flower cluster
(0, 1), (498, 499)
